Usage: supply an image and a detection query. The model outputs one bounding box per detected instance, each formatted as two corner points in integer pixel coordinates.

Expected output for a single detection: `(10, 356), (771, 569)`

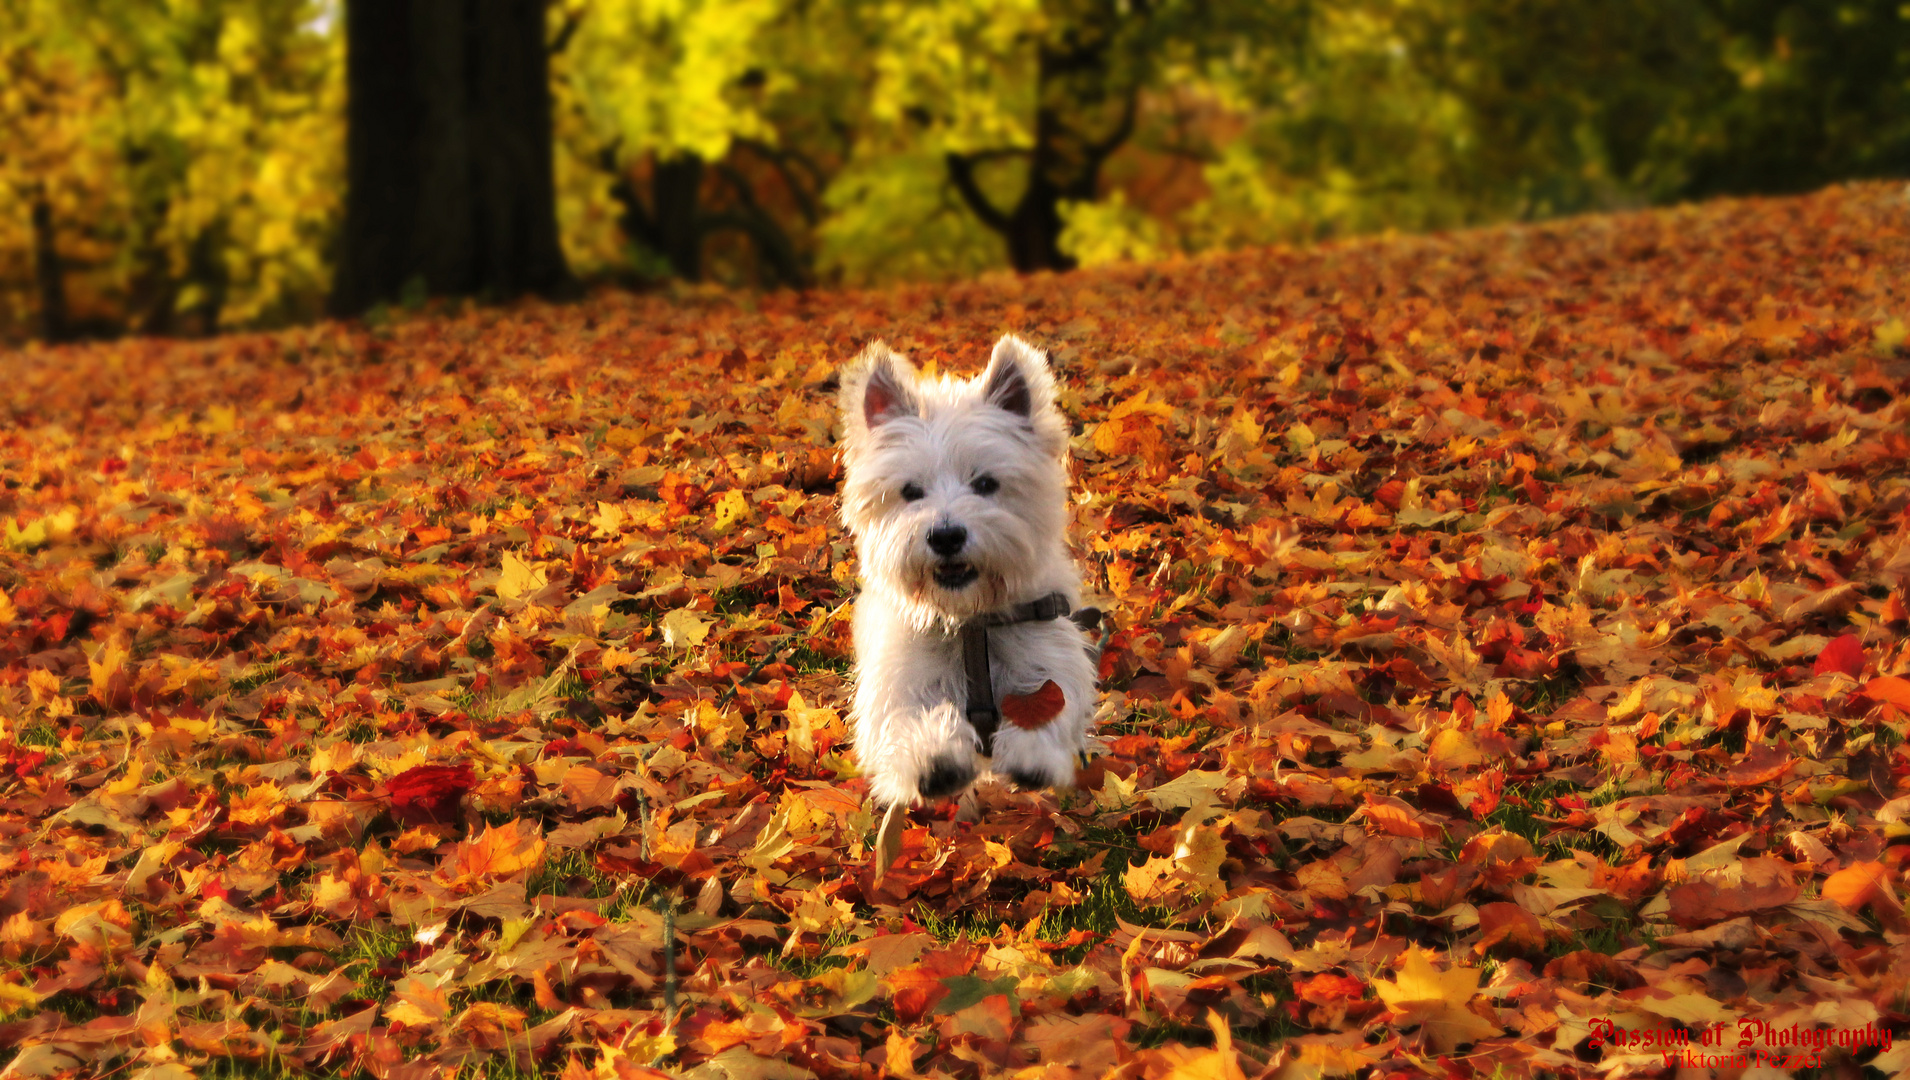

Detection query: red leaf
(387, 763), (475, 812)
(1813, 633), (1865, 677)
(1001, 680), (1065, 730)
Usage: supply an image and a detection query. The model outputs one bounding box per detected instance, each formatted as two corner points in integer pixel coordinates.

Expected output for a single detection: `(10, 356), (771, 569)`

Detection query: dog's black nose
(926, 525), (967, 557)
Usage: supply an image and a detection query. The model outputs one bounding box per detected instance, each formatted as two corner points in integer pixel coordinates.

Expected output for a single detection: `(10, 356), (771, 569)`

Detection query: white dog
(837, 334), (1099, 808)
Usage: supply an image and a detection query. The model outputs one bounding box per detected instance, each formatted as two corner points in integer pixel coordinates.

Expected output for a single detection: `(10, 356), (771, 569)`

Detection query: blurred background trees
(3, 0), (1906, 338)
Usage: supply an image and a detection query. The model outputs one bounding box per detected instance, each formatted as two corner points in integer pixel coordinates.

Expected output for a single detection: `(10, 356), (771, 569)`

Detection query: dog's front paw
(1005, 767), (1058, 792)
(917, 756), (976, 800)
(989, 731), (1080, 793)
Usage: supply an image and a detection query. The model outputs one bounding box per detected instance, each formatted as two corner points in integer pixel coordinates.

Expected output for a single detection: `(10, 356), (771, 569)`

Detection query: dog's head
(838, 334), (1071, 624)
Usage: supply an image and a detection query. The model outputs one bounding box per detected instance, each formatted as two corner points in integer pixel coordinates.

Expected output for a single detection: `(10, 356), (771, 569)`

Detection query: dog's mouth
(932, 562), (979, 589)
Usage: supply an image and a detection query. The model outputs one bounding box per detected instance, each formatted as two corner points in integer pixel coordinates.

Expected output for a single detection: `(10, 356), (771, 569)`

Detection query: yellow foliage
(0, 0), (341, 335)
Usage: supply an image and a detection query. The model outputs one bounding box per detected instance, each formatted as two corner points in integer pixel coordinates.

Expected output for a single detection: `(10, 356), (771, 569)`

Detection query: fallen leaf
(1001, 680), (1065, 729)
(1812, 633), (1865, 677)
(1372, 949), (1503, 1052)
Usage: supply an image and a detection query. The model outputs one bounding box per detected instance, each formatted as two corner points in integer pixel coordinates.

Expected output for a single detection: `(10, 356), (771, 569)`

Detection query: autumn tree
(555, 0), (841, 287)
(0, 0), (340, 339)
(331, 0), (573, 315)
(0, 23), (96, 340)
(943, 2), (1146, 273)
(843, 0), (1311, 275)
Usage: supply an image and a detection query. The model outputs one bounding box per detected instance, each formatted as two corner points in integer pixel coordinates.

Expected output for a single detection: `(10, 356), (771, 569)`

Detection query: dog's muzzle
(932, 561), (979, 589)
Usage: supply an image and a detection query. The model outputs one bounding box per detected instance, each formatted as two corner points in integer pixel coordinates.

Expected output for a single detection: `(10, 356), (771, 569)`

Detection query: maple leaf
(659, 607), (711, 649)
(451, 819), (547, 882)
(384, 973), (452, 1029)
(1474, 902), (1547, 955)
(0, 979), (42, 1018)
(1667, 859), (1801, 927)
(1372, 949), (1503, 1052)
(495, 551), (551, 604)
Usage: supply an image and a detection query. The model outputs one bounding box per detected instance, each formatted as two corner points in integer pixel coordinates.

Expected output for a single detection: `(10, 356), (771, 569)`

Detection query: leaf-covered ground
(3, 183), (1910, 1080)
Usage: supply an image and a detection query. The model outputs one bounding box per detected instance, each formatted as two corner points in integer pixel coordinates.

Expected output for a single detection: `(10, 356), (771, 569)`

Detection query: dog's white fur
(837, 334), (1097, 807)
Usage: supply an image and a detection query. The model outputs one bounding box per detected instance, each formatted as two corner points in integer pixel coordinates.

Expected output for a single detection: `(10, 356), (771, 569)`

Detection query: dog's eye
(971, 475), (999, 496)
(900, 483), (924, 502)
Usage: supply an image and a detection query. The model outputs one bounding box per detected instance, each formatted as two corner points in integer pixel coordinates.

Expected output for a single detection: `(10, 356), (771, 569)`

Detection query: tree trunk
(332, 0), (573, 315)
(29, 188), (70, 342)
(606, 152), (704, 280)
(651, 156), (704, 280)
(946, 7), (1138, 274)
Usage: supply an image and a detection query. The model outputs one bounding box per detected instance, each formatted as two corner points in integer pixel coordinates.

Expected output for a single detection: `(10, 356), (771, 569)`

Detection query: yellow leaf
(1155, 1011), (1248, 1080)
(1372, 948), (1502, 1052)
(1124, 855), (1178, 904)
(659, 607), (710, 649)
(785, 691), (842, 756)
(1172, 822), (1227, 894)
(496, 551), (548, 603)
(603, 425), (645, 449)
(89, 638), (130, 706)
(589, 500), (628, 537)
(198, 405), (238, 434)
(3, 508), (76, 551)
(743, 803), (799, 872)
(711, 488), (750, 533)
(0, 979), (41, 1018)
(693, 698), (743, 748)
(27, 668), (62, 705)
(1876, 317), (1907, 352)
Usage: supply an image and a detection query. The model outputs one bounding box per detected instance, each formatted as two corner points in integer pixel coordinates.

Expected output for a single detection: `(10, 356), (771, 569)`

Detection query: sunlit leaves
(1, 182), (1908, 1077)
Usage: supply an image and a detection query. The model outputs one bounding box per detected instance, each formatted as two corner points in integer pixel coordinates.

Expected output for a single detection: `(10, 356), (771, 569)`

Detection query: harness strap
(961, 622), (999, 754)
(972, 591), (1073, 627)
(960, 591), (1100, 757)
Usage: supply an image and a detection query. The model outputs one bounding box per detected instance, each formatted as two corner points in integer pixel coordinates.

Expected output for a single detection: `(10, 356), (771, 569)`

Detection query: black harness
(960, 593), (1103, 756)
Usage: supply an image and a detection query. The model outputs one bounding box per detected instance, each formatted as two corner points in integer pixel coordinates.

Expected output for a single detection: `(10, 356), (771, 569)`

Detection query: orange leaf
(452, 818), (547, 882)
(1864, 675), (1910, 710)
(1822, 861), (1895, 913)
(1475, 902), (1546, 954)
(1724, 743), (1795, 787)
(1002, 680), (1065, 730)
(1359, 795), (1443, 840)
(887, 966), (950, 1024)
(1667, 859), (1799, 928)
(1294, 972), (1366, 1005)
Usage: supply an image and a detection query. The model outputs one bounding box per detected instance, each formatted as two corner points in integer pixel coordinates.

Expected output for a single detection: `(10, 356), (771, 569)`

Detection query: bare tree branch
(945, 151), (1020, 235)
(1085, 84), (1140, 163)
(549, 2), (586, 55)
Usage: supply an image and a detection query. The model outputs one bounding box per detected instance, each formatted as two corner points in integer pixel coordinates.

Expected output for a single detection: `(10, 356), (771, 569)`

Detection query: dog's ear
(843, 343), (918, 432)
(982, 334), (1053, 419)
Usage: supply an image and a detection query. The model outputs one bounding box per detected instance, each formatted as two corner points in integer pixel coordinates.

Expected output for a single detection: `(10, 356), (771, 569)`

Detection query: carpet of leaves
(4, 182), (1910, 1080)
